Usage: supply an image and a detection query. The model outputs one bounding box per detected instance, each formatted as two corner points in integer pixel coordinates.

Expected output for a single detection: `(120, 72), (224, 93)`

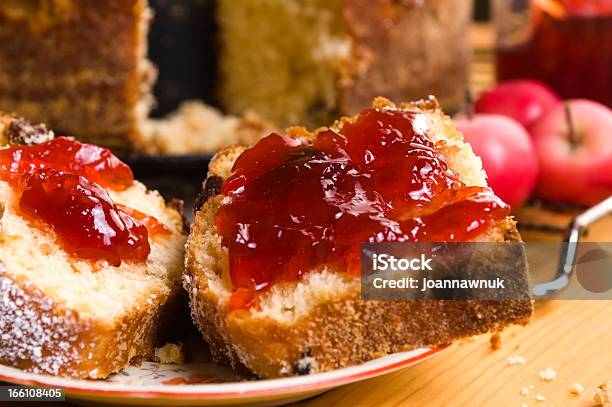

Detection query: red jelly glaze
(19, 169), (150, 267)
(117, 204), (172, 236)
(0, 136), (134, 190)
(217, 108), (510, 310)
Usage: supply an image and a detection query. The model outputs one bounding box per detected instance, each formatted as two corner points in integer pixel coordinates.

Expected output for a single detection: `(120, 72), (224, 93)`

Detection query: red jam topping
(19, 169), (150, 266)
(0, 136), (134, 190)
(0, 137), (170, 266)
(117, 205), (172, 236)
(216, 108), (511, 310)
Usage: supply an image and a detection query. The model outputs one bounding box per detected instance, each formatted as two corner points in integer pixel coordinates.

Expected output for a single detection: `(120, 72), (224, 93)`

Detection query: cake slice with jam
(0, 113), (186, 379)
(185, 97), (533, 378)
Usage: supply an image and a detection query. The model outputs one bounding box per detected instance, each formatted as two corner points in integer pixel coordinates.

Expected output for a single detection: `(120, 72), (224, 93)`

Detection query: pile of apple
(455, 80), (612, 209)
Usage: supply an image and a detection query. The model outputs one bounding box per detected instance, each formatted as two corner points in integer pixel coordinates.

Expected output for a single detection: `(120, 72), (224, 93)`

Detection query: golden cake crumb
(490, 332), (502, 350)
(569, 382), (584, 396)
(535, 394), (546, 402)
(593, 381), (611, 406)
(539, 367), (557, 381)
(508, 355), (527, 365)
(154, 343), (184, 365)
(520, 387), (530, 396)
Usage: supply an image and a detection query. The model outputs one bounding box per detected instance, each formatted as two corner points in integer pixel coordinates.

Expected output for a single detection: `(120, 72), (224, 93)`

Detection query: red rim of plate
(0, 347), (445, 400)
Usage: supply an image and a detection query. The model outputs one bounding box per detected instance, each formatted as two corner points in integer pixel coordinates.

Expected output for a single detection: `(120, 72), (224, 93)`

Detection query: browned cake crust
(0, 269), (182, 378)
(0, 0), (154, 151)
(0, 113), (187, 379)
(185, 98), (533, 378)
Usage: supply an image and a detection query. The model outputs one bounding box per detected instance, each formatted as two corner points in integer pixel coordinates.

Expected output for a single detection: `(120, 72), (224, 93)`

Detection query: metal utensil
(532, 196), (612, 299)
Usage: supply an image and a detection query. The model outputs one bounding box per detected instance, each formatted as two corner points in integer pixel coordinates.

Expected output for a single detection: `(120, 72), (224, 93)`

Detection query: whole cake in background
(0, 0), (154, 151)
(218, 0), (471, 128)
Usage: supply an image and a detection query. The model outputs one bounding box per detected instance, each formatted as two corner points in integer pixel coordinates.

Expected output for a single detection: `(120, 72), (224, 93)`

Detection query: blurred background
(0, 0), (610, 217)
(148, 0), (494, 117)
(145, 0), (611, 217)
(148, 0), (609, 117)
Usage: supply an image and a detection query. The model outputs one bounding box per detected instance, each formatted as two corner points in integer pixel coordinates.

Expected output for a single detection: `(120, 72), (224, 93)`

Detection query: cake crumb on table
(520, 387), (530, 396)
(535, 394), (546, 401)
(569, 382), (584, 396)
(508, 355), (527, 365)
(539, 367), (557, 381)
(593, 380), (611, 406)
(490, 332), (502, 350)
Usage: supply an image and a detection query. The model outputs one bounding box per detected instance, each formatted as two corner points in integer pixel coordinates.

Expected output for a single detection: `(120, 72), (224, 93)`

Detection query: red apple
(455, 114), (539, 208)
(530, 99), (612, 206)
(474, 80), (561, 129)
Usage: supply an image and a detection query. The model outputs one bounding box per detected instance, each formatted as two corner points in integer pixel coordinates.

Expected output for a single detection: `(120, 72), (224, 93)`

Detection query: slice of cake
(0, 113), (186, 379)
(0, 0), (154, 150)
(218, 0), (471, 127)
(185, 97), (533, 378)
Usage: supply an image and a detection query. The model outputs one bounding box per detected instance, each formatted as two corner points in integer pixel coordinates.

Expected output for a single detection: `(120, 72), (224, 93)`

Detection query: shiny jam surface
(216, 108), (511, 310)
(117, 204), (172, 237)
(0, 137), (134, 190)
(19, 169), (150, 267)
(0, 138), (169, 266)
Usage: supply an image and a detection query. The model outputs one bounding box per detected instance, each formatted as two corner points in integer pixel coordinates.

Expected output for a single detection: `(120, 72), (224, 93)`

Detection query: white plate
(0, 347), (444, 406)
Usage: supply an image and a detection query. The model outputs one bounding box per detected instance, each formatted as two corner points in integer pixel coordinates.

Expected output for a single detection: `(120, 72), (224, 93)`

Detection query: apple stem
(564, 102), (579, 148)
(465, 88), (475, 119)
